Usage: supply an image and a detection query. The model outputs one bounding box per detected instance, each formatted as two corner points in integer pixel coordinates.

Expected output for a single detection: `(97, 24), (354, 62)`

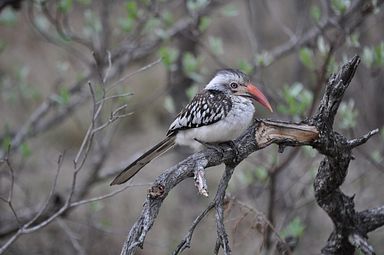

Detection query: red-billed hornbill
(111, 69), (272, 185)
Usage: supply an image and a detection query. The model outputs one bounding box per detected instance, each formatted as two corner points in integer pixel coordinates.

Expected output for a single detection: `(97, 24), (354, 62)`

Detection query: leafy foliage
(337, 99), (358, 130)
(310, 4), (321, 23)
(299, 47), (315, 70)
(277, 82), (313, 118)
(331, 0), (351, 14)
(362, 42), (384, 68)
(182, 52), (203, 82)
(159, 47), (179, 70)
(281, 217), (305, 239)
(208, 36), (224, 56)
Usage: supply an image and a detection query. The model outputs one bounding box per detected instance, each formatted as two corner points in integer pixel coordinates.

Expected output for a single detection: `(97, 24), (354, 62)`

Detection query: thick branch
(358, 206), (384, 233)
(119, 120), (319, 254)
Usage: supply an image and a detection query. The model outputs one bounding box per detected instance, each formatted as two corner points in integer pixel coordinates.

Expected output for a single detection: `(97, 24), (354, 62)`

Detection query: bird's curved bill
(246, 84), (273, 112)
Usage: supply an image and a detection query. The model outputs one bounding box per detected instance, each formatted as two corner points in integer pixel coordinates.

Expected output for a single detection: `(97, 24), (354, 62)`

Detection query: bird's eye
(229, 82), (238, 89)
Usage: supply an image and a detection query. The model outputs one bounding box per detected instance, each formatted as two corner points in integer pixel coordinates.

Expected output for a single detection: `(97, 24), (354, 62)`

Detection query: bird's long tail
(110, 134), (176, 185)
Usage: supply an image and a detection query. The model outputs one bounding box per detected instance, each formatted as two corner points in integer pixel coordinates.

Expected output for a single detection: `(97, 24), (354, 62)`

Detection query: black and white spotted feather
(167, 90), (232, 135)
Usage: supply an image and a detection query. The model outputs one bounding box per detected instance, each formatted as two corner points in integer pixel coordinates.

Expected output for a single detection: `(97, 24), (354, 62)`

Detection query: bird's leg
(219, 141), (240, 163)
(193, 138), (240, 163)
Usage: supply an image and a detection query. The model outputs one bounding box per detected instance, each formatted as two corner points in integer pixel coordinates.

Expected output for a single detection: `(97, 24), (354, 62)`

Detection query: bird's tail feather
(110, 135), (176, 185)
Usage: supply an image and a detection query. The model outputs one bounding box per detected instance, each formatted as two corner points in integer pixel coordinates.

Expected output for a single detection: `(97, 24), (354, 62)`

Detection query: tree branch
(213, 164), (236, 255)
(118, 56), (383, 254)
(118, 120), (319, 255)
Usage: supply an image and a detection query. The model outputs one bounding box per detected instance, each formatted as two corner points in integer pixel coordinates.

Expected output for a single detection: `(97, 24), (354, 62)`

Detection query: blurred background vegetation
(0, 0), (384, 254)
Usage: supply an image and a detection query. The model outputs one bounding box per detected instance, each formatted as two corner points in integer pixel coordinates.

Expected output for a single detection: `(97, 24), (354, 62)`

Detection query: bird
(110, 69), (273, 185)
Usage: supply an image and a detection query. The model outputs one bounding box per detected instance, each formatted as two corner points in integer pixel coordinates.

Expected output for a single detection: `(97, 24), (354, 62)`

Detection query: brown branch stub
(254, 120), (319, 148)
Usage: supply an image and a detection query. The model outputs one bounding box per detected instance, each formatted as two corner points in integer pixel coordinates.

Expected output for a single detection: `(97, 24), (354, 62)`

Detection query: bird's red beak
(246, 83), (273, 112)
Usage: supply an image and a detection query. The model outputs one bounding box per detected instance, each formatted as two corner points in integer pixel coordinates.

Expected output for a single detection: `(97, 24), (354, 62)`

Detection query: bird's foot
(220, 141), (241, 163)
(194, 138), (240, 163)
(194, 138), (228, 159)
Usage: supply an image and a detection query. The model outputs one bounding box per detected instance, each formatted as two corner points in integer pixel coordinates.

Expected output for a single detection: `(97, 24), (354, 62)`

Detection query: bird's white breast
(175, 96), (255, 150)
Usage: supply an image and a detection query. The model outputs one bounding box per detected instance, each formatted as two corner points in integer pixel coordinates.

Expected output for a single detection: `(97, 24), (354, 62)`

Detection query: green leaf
(118, 17), (134, 32)
(59, 0), (73, 13)
(337, 99), (358, 130)
(187, 0), (209, 13)
(373, 42), (384, 66)
(255, 51), (272, 67)
(331, 0), (350, 14)
(299, 47), (315, 70)
(346, 33), (360, 48)
(281, 217), (305, 238)
(20, 143), (31, 158)
(182, 52), (204, 82)
(310, 5), (321, 23)
(254, 166), (268, 182)
(99, 218), (112, 228)
(140, 0), (150, 5)
(208, 36), (224, 56)
(371, 150), (383, 163)
(83, 9), (102, 35)
(182, 52), (199, 75)
(221, 4), (238, 17)
(237, 168), (256, 186)
(198, 16), (211, 32)
(277, 82), (313, 118)
(0, 8), (17, 26)
(237, 59), (253, 75)
(158, 47), (179, 70)
(143, 17), (161, 33)
(126, 1), (138, 19)
(2, 135), (11, 152)
(161, 10), (174, 27)
(317, 36), (329, 55)
(326, 56), (338, 75)
(362, 47), (374, 67)
(58, 86), (70, 105)
(89, 201), (104, 212)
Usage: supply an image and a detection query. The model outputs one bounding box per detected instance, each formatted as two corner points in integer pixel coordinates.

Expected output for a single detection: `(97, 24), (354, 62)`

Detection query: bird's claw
(221, 141), (240, 163)
(194, 138), (240, 163)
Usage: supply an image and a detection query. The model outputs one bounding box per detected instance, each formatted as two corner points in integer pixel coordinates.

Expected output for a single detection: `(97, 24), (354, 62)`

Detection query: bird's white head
(205, 69), (273, 112)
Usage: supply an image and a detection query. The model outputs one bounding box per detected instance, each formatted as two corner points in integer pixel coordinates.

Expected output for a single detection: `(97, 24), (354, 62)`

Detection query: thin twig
(107, 58), (162, 93)
(173, 202), (215, 254)
(57, 218), (86, 255)
(214, 164), (237, 255)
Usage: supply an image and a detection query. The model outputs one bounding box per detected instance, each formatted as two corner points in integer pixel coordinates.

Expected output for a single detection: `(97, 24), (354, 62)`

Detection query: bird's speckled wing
(167, 90), (232, 136)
